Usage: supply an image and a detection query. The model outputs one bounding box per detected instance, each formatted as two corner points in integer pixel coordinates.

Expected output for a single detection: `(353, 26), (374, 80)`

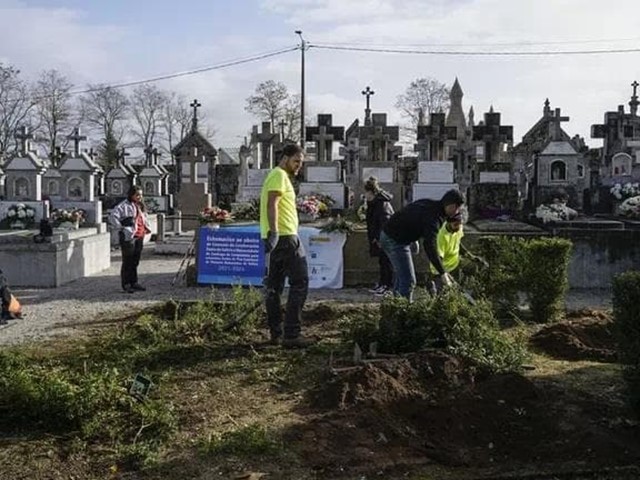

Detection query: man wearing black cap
(379, 189), (465, 301)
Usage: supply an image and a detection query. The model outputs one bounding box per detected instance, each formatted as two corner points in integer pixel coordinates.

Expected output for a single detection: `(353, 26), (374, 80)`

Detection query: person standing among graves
(364, 177), (395, 296)
(379, 189), (465, 301)
(110, 185), (150, 294)
(260, 143), (312, 348)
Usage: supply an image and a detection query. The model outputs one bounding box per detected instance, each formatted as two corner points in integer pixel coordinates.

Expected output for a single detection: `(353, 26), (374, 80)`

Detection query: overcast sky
(2, 0), (640, 151)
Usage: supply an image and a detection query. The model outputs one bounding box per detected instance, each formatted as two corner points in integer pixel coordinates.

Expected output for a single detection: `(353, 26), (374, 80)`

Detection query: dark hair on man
(280, 143), (304, 160)
(363, 176), (380, 193)
(127, 185), (145, 211)
(441, 189), (465, 207)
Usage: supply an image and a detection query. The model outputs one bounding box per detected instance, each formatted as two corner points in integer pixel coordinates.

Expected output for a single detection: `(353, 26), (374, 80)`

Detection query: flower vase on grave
(58, 221), (79, 231)
(299, 213), (318, 223)
(9, 220), (25, 230)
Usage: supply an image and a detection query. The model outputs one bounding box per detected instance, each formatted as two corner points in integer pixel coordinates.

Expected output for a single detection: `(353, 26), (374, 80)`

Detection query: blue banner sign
(197, 225), (265, 286)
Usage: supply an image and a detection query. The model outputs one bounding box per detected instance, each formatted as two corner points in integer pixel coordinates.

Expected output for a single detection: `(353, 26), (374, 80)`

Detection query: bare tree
(281, 93), (301, 141)
(81, 85), (129, 168)
(245, 80), (289, 127)
(131, 83), (167, 149)
(32, 69), (77, 159)
(395, 77), (450, 130)
(0, 63), (35, 155)
(161, 92), (191, 162)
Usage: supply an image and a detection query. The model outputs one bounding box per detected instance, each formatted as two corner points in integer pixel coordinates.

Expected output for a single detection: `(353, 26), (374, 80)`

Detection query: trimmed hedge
(473, 236), (572, 323)
(612, 271), (640, 416)
(525, 238), (572, 323)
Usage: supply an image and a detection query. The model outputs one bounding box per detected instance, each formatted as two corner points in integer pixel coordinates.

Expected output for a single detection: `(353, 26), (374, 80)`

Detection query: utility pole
(295, 30), (306, 146)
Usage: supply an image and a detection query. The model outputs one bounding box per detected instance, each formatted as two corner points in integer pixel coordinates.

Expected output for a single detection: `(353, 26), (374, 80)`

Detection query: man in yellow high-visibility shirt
(260, 143), (312, 349)
(428, 212), (488, 294)
(429, 213), (464, 294)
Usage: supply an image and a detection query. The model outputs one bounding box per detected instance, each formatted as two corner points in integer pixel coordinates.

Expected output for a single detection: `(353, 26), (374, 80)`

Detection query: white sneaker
(368, 284), (382, 293)
(374, 286), (391, 297)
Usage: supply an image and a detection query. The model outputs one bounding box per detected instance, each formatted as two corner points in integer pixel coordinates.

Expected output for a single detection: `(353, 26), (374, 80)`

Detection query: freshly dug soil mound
(530, 309), (617, 362)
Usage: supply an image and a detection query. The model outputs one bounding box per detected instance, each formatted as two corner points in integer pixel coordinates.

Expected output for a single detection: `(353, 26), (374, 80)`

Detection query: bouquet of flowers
(610, 182), (640, 201)
(356, 201), (367, 221)
(535, 203), (578, 224)
(198, 206), (233, 225)
(3, 203), (36, 229)
(232, 199), (260, 221)
(296, 193), (334, 219)
(618, 195), (640, 218)
(51, 208), (86, 227)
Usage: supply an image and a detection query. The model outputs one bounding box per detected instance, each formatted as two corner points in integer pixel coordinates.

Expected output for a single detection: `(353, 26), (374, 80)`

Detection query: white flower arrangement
(610, 182), (640, 201)
(617, 195), (640, 219)
(535, 203), (578, 224)
(2, 203), (36, 229)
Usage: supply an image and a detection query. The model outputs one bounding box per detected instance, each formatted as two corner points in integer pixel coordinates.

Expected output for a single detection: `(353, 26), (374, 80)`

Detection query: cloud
(0, 0), (125, 81)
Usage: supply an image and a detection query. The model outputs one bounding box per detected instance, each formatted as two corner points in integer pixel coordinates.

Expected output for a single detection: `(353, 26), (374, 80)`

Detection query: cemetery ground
(0, 251), (639, 479)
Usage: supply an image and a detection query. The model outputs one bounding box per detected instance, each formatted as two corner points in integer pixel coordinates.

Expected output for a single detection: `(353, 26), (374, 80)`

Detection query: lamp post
(295, 30), (306, 146)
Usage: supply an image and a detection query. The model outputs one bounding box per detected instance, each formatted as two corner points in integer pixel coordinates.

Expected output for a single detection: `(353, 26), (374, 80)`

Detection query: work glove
(265, 231), (279, 253)
(410, 241), (420, 255)
(441, 272), (453, 288)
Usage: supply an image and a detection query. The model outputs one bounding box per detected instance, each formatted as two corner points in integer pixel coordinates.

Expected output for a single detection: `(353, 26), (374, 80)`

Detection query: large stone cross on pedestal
(14, 125), (33, 155)
(190, 98), (201, 131)
(548, 107), (570, 141)
(417, 113), (457, 161)
(362, 86), (375, 126)
(256, 122), (279, 169)
(472, 108), (513, 165)
(305, 114), (345, 162)
(360, 113), (399, 163)
(67, 127), (87, 157)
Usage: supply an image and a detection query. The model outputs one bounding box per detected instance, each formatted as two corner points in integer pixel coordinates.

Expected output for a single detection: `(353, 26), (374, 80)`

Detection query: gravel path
(0, 247), (613, 346)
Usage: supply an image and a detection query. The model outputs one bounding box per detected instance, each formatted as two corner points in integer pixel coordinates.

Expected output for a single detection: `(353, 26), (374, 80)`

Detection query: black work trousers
(264, 235), (309, 339)
(120, 234), (144, 288)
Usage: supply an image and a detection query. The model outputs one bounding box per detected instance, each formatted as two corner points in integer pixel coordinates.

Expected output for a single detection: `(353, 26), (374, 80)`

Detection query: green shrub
(524, 238), (572, 323)
(475, 236), (527, 318)
(199, 423), (281, 456)
(340, 290), (528, 373)
(613, 271), (640, 415)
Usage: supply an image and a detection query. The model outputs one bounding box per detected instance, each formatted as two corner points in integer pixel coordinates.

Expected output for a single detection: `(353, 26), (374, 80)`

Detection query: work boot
(122, 284), (134, 294)
(131, 283), (146, 291)
(282, 335), (315, 349)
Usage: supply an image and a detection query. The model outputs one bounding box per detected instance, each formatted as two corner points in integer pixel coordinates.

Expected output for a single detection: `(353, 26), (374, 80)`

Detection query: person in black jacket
(364, 177), (395, 295)
(379, 189), (464, 301)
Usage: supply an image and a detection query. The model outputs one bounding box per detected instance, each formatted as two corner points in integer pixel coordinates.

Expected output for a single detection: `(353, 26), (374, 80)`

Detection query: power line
(309, 43), (640, 56)
(69, 46), (299, 95)
(312, 36), (640, 48)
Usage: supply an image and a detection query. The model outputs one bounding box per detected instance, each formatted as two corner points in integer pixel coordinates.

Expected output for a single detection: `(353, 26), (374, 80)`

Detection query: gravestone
(356, 161), (403, 211)
(472, 108), (513, 165)
(417, 113), (457, 162)
(412, 160), (458, 201)
(305, 114), (345, 163)
(55, 127), (104, 225)
(105, 147), (136, 198)
(237, 168), (270, 202)
(256, 122), (279, 169)
(300, 159), (346, 208)
(359, 114), (400, 163)
(172, 99), (216, 230)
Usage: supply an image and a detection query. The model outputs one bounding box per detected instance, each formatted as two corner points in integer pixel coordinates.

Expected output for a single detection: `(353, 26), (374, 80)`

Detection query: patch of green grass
(198, 423), (282, 456)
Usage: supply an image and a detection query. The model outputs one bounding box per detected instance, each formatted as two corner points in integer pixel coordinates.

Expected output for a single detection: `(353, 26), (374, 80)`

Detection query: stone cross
(339, 141), (360, 175)
(549, 108), (570, 141)
(256, 122), (278, 169)
(305, 114), (345, 162)
(67, 127), (87, 157)
(118, 147), (130, 166)
(14, 125), (33, 155)
(472, 109), (513, 165)
(362, 86), (375, 126)
(144, 145), (154, 167)
(152, 147), (162, 166)
(278, 119), (287, 141)
(190, 98), (202, 131)
(417, 113), (457, 161)
(630, 80), (639, 116)
(358, 113), (400, 163)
